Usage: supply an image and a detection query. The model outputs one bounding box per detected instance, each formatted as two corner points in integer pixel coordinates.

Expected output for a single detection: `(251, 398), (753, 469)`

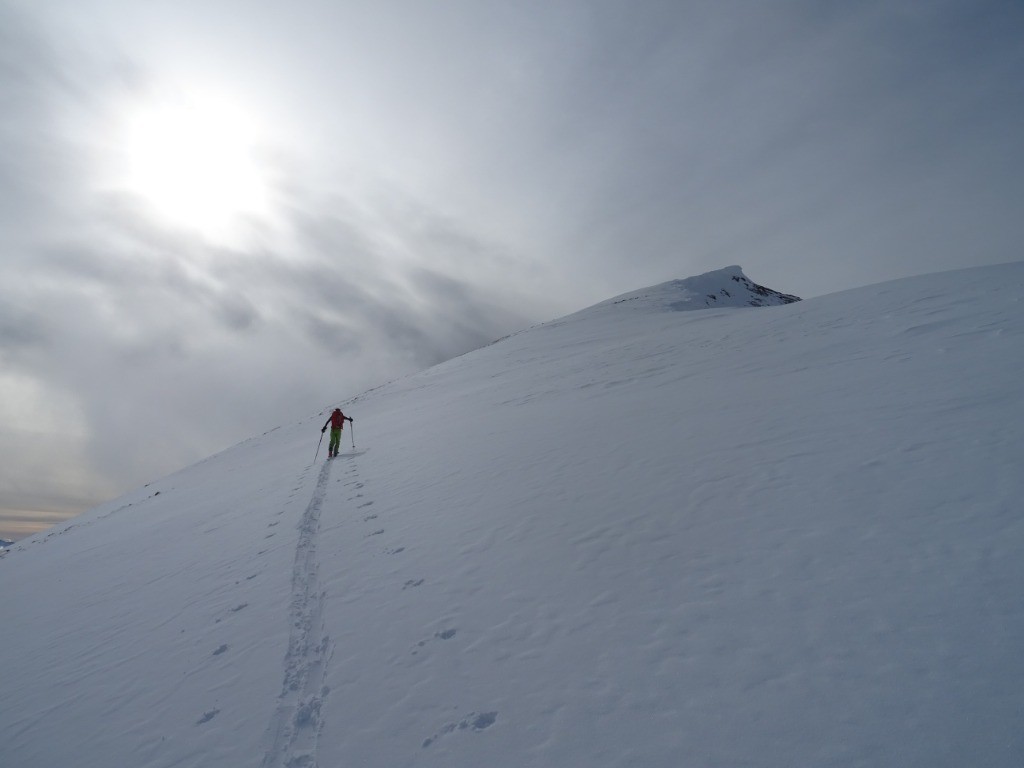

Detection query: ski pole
(314, 429), (325, 462)
(349, 419), (356, 449)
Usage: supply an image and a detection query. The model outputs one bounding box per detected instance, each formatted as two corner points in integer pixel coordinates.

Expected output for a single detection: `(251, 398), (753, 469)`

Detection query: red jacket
(323, 410), (348, 430)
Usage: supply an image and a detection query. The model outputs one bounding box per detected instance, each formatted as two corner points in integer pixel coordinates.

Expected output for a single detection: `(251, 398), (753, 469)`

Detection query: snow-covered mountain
(2, 264), (1023, 768)
(584, 264), (801, 315)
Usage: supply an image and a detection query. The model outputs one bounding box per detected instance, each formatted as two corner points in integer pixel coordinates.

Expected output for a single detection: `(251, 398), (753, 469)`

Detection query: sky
(1, 0), (1023, 540)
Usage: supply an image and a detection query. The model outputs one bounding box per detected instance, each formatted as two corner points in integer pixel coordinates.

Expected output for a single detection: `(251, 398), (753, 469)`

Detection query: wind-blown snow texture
(2, 264), (1023, 767)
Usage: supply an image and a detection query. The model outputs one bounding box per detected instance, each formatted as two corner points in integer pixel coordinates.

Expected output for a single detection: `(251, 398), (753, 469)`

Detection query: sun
(120, 93), (272, 241)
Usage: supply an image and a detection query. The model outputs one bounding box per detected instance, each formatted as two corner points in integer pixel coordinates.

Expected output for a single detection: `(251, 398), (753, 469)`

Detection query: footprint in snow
(422, 712), (498, 747)
(213, 644), (229, 656)
(403, 579), (425, 590)
(196, 709), (220, 725)
(413, 628), (456, 654)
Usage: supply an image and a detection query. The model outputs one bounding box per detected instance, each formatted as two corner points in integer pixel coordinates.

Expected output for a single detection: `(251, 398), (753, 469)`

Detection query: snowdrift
(2, 264), (1023, 768)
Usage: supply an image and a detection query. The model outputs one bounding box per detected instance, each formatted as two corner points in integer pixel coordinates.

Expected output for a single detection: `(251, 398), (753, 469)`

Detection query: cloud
(3, 178), (531, 486)
(0, 8), (72, 231)
(0, 4), (540, 536)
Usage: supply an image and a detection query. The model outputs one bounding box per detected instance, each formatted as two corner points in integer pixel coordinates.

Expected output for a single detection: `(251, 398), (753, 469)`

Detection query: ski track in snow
(261, 460), (336, 768)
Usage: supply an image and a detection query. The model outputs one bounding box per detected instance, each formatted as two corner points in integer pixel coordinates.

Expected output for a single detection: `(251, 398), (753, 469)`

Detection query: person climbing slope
(321, 408), (353, 458)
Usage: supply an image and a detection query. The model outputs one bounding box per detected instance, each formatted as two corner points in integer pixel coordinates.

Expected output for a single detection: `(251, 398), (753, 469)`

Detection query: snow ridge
(3, 262), (1024, 767)
(262, 460), (335, 768)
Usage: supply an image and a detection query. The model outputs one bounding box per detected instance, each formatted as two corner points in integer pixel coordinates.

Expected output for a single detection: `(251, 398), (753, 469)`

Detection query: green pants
(329, 427), (342, 454)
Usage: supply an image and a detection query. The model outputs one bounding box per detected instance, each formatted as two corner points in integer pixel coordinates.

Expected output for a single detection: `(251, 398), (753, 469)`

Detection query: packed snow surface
(2, 264), (1023, 767)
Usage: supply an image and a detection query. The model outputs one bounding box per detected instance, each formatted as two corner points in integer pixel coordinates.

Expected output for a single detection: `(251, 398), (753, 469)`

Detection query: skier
(321, 408), (353, 458)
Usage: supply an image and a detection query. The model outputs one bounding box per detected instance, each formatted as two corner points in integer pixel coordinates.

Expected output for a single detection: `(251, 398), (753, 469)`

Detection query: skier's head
(334, 408), (341, 413)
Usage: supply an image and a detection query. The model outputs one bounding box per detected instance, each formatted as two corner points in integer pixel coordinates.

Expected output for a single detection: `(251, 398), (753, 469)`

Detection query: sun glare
(121, 94), (271, 241)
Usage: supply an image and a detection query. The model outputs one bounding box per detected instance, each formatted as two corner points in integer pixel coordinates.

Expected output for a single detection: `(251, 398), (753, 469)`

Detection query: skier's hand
(321, 427), (326, 434)
(348, 417), (354, 422)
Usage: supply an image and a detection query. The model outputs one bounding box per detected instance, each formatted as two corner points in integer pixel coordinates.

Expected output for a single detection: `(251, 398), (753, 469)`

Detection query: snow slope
(2, 264), (1023, 767)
